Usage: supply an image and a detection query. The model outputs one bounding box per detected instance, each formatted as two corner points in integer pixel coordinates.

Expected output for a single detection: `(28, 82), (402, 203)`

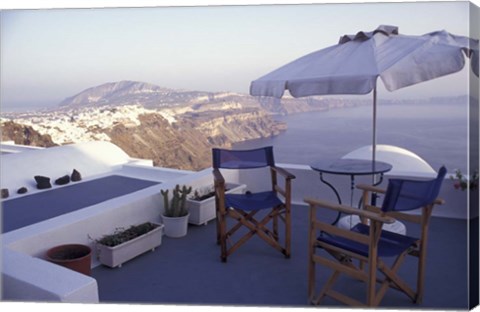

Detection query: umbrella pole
(371, 85), (378, 205)
(372, 85), (377, 168)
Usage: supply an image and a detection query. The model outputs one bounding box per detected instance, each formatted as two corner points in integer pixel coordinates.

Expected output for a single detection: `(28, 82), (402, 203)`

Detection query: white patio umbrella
(250, 25), (479, 167)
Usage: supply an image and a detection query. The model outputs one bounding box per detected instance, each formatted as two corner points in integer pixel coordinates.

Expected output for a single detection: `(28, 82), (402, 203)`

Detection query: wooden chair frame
(306, 184), (444, 307)
(213, 166), (295, 262)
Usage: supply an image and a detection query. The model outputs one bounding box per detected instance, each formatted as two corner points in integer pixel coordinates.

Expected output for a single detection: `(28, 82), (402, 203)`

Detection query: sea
(234, 101), (470, 174)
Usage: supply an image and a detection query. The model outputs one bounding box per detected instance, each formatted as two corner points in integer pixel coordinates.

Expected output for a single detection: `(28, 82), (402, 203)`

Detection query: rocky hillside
(106, 110), (284, 170)
(1, 121), (56, 147)
(106, 113), (212, 170)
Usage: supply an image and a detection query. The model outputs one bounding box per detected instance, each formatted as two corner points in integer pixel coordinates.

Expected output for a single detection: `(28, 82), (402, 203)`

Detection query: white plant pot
(97, 222), (164, 268)
(187, 183), (246, 225)
(162, 213), (190, 238)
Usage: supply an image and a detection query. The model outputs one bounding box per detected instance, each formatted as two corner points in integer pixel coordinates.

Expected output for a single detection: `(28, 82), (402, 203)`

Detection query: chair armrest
(212, 168), (225, 185)
(271, 166), (296, 180)
(357, 184), (445, 206)
(356, 184), (386, 194)
(304, 197), (395, 224)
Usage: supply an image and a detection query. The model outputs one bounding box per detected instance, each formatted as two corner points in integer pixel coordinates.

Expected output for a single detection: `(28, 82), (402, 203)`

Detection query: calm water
(234, 102), (469, 173)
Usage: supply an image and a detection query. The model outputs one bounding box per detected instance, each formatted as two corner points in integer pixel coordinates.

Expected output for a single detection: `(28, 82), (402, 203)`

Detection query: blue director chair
(305, 166), (447, 306)
(212, 146), (295, 262)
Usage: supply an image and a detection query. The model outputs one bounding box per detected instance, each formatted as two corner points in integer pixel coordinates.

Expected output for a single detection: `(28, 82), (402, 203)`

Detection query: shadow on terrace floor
(92, 204), (473, 309)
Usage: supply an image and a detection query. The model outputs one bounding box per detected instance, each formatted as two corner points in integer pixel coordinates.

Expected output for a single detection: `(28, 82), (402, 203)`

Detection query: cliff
(107, 110), (284, 170)
(0, 121), (56, 147)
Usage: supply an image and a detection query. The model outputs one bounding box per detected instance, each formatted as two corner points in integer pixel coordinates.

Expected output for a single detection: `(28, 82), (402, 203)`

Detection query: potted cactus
(161, 185), (192, 238)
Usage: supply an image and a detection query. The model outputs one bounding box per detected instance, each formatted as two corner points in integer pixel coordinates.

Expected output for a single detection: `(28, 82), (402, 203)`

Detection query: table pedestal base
(337, 215), (407, 235)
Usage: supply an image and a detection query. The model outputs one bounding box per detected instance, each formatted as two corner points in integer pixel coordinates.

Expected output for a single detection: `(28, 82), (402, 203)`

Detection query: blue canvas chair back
(381, 166), (447, 212)
(212, 146), (275, 169)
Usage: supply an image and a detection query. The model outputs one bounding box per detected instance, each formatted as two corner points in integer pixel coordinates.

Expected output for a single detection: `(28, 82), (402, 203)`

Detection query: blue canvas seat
(319, 223), (419, 258)
(305, 166), (447, 307)
(225, 191), (283, 211)
(212, 146), (295, 262)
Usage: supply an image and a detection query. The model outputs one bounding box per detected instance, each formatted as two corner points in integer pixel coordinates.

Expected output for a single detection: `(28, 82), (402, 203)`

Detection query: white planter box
(187, 183), (246, 225)
(97, 222), (164, 268)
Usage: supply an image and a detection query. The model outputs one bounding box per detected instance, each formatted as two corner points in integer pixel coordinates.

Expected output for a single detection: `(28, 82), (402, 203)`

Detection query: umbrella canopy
(250, 25), (479, 168)
(250, 25), (478, 98)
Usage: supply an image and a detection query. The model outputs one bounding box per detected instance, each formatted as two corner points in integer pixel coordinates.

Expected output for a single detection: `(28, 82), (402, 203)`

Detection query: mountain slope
(59, 80), (217, 109)
(1, 121), (56, 147)
(107, 113), (213, 170)
(107, 109), (285, 170)
(57, 80), (361, 115)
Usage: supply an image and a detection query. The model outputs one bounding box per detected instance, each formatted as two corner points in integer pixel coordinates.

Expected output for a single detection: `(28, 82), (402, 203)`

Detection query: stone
(71, 169), (82, 182)
(55, 175), (71, 185)
(34, 175), (52, 190)
(1, 189), (9, 199)
(17, 187), (28, 194)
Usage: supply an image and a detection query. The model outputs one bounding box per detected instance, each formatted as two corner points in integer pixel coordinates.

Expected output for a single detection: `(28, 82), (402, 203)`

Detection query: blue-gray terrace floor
(92, 205), (477, 309)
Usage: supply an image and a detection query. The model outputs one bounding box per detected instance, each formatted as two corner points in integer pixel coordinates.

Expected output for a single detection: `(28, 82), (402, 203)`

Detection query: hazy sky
(1, 0), (479, 109)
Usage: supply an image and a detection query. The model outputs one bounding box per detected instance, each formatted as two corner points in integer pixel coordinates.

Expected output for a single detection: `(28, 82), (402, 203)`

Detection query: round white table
(310, 158), (393, 225)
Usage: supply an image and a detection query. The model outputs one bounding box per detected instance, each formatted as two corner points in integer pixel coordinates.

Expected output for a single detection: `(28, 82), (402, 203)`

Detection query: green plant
(450, 169), (479, 191)
(190, 185), (237, 201)
(191, 185), (216, 201)
(161, 184), (192, 217)
(93, 222), (159, 247)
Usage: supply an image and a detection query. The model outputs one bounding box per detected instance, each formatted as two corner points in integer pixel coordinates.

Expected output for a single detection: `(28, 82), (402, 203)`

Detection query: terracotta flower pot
(46, 244), (92, 276)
